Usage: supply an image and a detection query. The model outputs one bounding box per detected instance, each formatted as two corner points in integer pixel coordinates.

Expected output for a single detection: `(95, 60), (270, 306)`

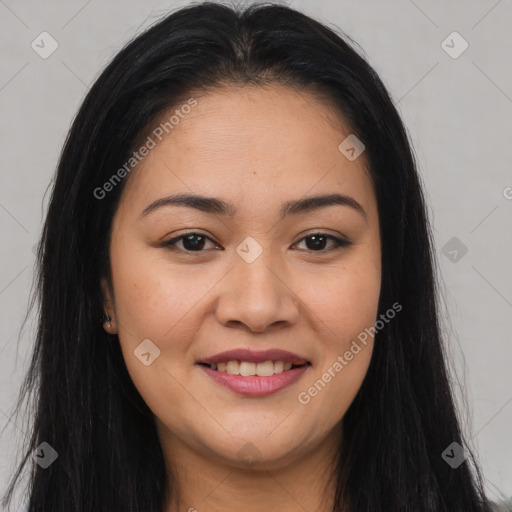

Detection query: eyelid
(295, 229), (350, 244)
(163, 231), (221, 250)
(292, 231), (352, 252)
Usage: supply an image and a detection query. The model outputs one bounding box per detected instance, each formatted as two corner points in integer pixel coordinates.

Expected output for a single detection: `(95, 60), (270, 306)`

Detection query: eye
(293, 232), (352, 253)
(162, 231), (352, 254)
(163, 233), (220, 252)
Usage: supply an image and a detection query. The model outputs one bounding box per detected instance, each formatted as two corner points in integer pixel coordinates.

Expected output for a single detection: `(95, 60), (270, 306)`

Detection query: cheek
(294, 254), (380, 422)
(109, 247), (198, 421)
(111, 262), (170, 337)
(110, 239), (203, 339)
(297, 345), (373, 438)
(109, 242), (218, 403)
(298, 257), (381, 343)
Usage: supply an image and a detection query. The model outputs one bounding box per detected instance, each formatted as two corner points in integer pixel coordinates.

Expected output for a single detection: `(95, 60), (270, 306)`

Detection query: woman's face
(103, 85), (381, 470)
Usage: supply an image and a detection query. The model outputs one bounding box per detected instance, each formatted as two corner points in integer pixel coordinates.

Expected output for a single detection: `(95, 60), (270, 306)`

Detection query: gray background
(1, 0), (511, 506)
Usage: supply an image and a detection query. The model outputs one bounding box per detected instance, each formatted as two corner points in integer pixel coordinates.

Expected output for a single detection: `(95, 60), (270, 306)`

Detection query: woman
(2, 2), (495, 511)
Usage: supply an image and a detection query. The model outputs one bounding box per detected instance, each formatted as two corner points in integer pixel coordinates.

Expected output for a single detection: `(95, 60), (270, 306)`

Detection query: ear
(101, 277), (117, 334)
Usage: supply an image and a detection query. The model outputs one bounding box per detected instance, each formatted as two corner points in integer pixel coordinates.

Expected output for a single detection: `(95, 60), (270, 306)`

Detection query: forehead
(119, 85), (376, 219)
(153, 84), (352, 165)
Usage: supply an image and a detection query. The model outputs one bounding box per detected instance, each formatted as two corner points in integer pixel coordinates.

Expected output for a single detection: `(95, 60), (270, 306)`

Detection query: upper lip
(197, 348), (309, 365)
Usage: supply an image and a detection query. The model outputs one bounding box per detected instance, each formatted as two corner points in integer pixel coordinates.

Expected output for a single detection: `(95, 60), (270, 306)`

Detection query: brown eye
(294, 233), (351, 252)
(162, 232), (351, 254)
(164, 233), (219, 252)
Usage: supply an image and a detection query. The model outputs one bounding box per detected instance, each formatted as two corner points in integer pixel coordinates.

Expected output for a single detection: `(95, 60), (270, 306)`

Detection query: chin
(199, 430), (308, 470)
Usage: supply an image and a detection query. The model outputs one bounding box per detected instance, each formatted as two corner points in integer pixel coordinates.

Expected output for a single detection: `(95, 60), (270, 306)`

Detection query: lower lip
(198, 364), (309, 397)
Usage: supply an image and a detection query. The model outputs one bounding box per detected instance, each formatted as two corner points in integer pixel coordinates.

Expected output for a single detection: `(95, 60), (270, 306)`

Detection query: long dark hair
(2, 1), (492, 510)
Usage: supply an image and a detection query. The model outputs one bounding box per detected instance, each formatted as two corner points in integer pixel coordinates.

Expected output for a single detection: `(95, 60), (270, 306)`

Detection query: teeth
(209, 360), (302, 376)
(239, 361), (256, 376)
(226, 361), (239, 375)
(256, 360), (274, 377)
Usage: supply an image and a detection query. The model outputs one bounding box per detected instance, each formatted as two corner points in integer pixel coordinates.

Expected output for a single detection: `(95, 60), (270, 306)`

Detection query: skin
(102, 84), (381, 512)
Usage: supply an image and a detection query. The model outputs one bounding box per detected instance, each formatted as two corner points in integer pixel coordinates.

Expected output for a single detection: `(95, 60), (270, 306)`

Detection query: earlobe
(103, 315), (115, 334)
(100, 277), (117, 334)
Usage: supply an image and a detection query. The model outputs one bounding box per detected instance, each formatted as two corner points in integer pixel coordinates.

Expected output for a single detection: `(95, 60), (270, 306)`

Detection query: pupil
(183, 234), (205, 251)
(307, 234), (327, 251)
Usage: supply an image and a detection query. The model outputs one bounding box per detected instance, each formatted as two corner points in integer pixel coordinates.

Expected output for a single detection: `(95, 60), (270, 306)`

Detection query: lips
(197, 348), (309, 366)
(196, 348), (311, 397)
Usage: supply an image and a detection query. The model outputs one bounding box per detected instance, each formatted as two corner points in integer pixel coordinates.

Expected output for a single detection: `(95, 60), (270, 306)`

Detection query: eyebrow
(139, 192), (367, 221)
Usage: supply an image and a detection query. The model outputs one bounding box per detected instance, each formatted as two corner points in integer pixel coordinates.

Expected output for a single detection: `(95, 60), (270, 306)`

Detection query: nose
(214, 252), (300, 334)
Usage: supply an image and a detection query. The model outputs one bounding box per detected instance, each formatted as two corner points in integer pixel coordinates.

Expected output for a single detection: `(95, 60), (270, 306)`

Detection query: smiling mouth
(197, 360), (311, 397)
(197, 360), (311, 377)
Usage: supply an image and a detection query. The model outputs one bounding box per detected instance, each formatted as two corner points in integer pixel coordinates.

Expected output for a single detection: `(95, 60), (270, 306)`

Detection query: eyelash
(162, 232), (352, 254)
